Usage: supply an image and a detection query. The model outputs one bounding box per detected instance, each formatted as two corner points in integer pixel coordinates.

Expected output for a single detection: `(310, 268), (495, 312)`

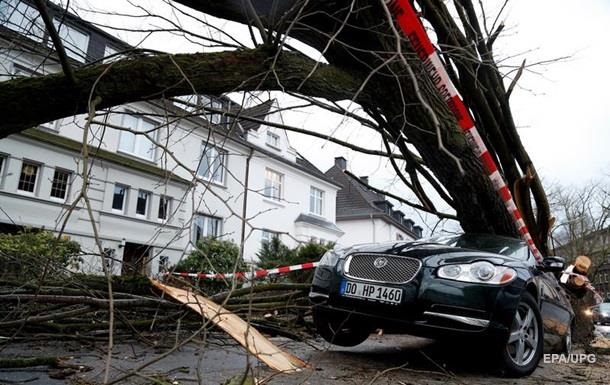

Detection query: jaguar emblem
(373, 257), (388, 269)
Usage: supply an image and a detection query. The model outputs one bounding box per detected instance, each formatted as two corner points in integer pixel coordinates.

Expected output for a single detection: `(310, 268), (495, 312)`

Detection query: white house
(0, 0), (343, 275)
(325, 157), (422, 246)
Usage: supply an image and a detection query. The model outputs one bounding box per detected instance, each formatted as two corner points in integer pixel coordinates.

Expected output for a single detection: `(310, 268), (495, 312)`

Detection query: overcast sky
(70, 0), (610, 232)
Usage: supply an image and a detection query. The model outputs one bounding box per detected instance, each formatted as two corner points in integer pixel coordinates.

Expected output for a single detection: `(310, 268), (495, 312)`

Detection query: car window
(599, 303), (610, 313)
(429, 234), (529, 260)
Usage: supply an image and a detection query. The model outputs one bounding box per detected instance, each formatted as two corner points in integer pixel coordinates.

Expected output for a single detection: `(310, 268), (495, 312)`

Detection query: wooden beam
(150, 280), (308, 373)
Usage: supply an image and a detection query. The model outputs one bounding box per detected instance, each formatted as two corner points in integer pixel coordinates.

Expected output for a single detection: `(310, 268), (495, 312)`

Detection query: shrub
(172, 237), (246, 294)
(257, 238), (333, 282)
(0, 230), (81, 279)
(256, 237), (296, 270)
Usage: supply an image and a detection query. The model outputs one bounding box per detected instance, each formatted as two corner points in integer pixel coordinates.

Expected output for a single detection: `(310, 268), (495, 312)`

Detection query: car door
(537, 272), (572, 351)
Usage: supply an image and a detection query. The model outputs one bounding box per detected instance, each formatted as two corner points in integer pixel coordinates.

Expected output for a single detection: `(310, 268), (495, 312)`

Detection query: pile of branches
(0, 274), (315, 342)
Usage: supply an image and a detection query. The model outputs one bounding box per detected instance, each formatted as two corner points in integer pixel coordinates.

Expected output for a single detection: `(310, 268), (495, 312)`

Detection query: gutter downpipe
(239, 147), (254, 260)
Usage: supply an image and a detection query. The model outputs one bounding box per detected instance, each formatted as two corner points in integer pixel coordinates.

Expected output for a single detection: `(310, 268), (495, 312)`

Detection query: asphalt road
(0, 333), (609, 385)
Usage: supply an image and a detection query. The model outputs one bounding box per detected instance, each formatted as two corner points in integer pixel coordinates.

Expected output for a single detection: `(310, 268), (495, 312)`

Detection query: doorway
(121, 242), (151, 275)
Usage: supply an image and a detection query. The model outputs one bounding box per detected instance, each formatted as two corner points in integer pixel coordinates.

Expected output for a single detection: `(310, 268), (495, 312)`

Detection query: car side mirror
(541, 256), (566, 273)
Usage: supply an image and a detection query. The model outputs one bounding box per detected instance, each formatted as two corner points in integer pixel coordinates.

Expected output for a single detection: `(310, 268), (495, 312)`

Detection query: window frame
(17, 160), (40, 194)
(261, 229), (280, 244)
(0, 154), (7, 187)
(197, 144), (226, 184)
(136, 190), (151, 218)
(103, 45), (119, 63)
(193, 214), (222, 244)
(51, 17), (90, 63)
(112, 184), (129, 213)
(158, 255), (170, 273)
(264, 168), (283, 201)
(309, 186), (325, 217)
(49, 168), (71, 201)
(266, 130), (280, 148)
(207, 99), (223, 124)
(158, 195), (172, 221)
(118, 113), (157, 161)
(0, 0), (45, 42)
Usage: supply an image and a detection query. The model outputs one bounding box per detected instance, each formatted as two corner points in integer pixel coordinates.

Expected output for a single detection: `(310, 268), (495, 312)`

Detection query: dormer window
(0, 0), (45, 42)
(51, 18), (90, 62)
(266, 130), (280, 148)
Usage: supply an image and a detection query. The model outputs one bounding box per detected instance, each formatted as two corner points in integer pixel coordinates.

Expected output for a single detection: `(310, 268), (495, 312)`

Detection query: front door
(121, 242), (151, 275)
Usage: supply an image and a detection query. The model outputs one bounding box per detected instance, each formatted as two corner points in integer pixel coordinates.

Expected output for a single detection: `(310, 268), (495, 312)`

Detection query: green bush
(172, 237), (246, 294)
(257, 238), (333, 282)
(0, 230), (81, 279)
(256, 237), (296, 270)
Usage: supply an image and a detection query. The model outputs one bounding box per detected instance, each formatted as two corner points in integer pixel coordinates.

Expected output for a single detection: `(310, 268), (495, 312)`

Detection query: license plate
(340, 280), (402, 305)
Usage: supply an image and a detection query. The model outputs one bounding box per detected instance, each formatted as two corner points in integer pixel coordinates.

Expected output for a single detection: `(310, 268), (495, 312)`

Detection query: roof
(20, 128), (191, 185)
(236, 100), (275, 131)
(2, 1), (340, 190)
(294, 213), (344, 234)
(324, 164), (420, 238)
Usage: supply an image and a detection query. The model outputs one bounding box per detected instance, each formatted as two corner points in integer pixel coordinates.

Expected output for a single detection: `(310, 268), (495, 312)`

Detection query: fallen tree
(0, 0), (554, 248)
(0, 274), (314, 341)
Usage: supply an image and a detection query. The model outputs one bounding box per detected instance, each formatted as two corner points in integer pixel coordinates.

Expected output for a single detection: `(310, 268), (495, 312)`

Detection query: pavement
(0, 333), (609, 385)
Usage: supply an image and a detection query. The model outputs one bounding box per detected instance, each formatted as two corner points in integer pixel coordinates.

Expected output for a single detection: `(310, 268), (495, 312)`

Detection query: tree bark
(0, 0), (553, 241)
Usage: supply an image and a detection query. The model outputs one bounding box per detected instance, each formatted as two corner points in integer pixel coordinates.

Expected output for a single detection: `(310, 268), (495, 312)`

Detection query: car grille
(344, 253), (421, 283)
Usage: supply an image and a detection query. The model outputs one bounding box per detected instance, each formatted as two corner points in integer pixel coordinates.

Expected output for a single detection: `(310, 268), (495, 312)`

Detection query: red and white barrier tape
(167, 261), (319, 281)
(386, 0), (543, 263)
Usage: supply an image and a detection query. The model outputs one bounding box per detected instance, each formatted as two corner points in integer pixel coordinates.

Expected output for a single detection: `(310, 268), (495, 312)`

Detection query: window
(309, 187), (325, 216)
(103, 45), (119, 63)
(158, 256), (169, 273)
(50, 169), (71, 200)
(51, 18), (90, 62)
(204, 97), (223, 124)
(193, 215), (222, 243)
(0, 155), (6, 182)
(197, 145), (225, 183)
(261, 230), (279, 244)
(118, 114), (156, 161)
(266, 131), (280, 148)
(12, 65), (59, 130)
(158, 195), (171, 220)
(17, 161), (38, 193)
(112, 184), (128, 212)
(0, 0), (45, 42)
(264, 169), (283, 200)
(136, 190), (150, 217)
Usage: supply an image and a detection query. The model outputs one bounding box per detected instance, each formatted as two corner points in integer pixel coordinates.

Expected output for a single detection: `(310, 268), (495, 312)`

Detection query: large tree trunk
(0, 0), (553, 245)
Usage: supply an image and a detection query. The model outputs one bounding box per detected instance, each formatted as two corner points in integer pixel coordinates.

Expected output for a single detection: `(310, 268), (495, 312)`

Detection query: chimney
(334, 156), (347, 170)
(413, 225), (423, 239)
(360, 176), (369, 185)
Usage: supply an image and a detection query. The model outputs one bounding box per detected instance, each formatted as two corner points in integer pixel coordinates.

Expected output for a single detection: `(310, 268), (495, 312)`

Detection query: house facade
(325, 157), (422, 246)
(0, 0), (342, 275)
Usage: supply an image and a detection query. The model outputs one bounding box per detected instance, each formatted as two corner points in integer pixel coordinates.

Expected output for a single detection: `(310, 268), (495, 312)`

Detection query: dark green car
(309, 233), (574, 377)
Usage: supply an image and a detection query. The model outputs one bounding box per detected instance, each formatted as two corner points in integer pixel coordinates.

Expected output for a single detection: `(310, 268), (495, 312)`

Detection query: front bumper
(310, 263), (524, 341)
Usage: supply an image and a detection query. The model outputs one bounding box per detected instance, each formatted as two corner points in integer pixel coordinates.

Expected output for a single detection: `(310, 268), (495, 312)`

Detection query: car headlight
(584, 308), (593, 317)
(437, 261), (517, 284)
(318, 250), (340, 267)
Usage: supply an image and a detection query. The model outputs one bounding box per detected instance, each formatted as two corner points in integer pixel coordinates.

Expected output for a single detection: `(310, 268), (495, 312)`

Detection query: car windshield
(598, 303), (610, 313)
(428, 234), (529, 260)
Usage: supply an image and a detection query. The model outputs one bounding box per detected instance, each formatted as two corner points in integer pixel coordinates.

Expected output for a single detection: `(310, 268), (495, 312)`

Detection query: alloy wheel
(506, 302), (539, 366)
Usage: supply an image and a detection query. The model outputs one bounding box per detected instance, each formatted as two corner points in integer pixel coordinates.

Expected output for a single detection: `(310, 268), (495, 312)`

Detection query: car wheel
(498, 292), (544, 377)
(562, 323), (573, 354)
(312, 307), (371, 347)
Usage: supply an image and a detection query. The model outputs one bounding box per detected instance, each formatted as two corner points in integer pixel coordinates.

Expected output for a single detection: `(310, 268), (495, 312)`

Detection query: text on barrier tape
(386, 0), (543, 262)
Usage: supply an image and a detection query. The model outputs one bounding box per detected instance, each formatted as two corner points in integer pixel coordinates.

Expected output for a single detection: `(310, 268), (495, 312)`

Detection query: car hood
(338, 240), (527, 268)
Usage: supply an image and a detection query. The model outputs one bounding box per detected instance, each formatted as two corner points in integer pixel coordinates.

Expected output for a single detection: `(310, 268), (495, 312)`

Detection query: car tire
(497, 292), (544, 377)
(312, 307), (371, 347)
